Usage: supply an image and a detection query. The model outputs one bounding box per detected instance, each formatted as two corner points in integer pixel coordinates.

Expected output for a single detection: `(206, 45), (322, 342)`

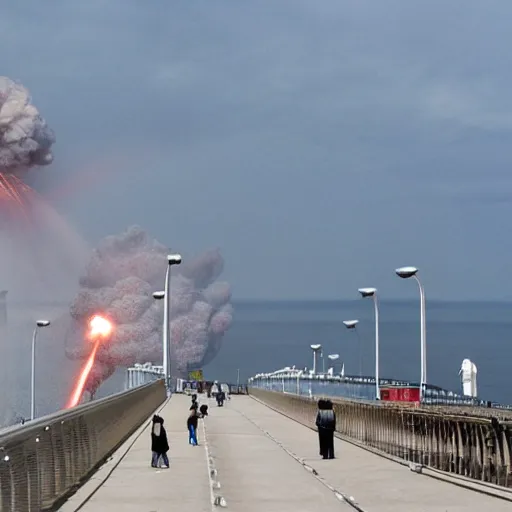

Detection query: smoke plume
(0, 76), (55, 173)
(65, 226), (233, 394)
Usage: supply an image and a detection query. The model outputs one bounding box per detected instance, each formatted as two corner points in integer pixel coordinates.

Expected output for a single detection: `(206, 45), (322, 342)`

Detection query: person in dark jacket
(316, 399), (327, 456)
(315, 399), (336, 459)
(187, 405), (199, 446)
(151, 415), (170, 468)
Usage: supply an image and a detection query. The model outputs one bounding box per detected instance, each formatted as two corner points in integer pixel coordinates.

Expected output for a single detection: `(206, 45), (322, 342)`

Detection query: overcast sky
(2, 1), (512, 300)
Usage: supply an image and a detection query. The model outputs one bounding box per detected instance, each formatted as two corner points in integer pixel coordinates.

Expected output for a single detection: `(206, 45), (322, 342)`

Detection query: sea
(204, 299), (512, 406)
(1, 298), (511, 426)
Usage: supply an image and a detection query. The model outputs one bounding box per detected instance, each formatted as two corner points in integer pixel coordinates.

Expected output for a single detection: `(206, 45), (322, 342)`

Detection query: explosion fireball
(0, 76), (55, 226)
(66, 315), (114, 409)
(0, 76), (234, 413)
(65, 226), (233, 399)
(0, 76), (86, 303)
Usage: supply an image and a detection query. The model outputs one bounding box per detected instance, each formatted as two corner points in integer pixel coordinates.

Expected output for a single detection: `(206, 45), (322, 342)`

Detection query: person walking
(187, 404), (199, 446)
(151, 415), (170, 468)
(315, 399), (336, 459)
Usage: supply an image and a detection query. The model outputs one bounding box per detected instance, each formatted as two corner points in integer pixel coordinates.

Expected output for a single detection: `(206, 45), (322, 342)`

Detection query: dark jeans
(151, 451), (169, 467)
(318, 428), (335, 459)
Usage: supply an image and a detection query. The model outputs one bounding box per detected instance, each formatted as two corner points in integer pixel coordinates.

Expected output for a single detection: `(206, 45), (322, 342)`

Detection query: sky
(2, 0), (512, 301)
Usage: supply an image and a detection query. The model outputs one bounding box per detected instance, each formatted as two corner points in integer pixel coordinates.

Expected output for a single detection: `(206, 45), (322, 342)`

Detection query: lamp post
(357, 288), (380, 399)
(310, 344), (322, 375)
(327, 353), (340, 374)
(31, 319), (51, 420)
(343, 319), (361, 376)
(155, 253), (182, 397)
(395, 266), (426, 400)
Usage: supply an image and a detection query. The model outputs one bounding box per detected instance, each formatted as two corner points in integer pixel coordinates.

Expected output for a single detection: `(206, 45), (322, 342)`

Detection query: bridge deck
(61, 394), (512, 512)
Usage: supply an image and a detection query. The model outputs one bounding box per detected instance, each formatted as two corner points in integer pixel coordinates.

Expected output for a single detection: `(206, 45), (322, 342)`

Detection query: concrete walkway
(62, 393), (347, 512)
(231, 396), (512, 512)
(60, 394), (213, 512)
(61, 394), (512, 512)
(205, 397), (345, 510)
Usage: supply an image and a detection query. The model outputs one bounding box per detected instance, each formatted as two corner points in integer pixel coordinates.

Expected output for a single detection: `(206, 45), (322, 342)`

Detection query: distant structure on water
(459, 358), (478, 398)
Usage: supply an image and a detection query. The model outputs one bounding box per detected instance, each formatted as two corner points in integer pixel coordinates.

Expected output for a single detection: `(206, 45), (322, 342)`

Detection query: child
(187, 405), (199, 446)
(151, 415), (170, 468)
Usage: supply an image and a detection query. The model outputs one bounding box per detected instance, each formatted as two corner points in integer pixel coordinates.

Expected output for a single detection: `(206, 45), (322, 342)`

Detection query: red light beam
(66, 339), (100, 409)
(66, 315), (113, 409)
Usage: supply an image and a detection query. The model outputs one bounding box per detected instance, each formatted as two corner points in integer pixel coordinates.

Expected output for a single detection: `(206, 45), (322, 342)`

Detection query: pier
(1, 380), (512, 511)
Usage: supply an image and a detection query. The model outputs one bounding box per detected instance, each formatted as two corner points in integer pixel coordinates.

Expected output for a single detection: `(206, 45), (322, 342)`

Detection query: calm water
(205, 299), (512, 405)
(2, 299), (511, 425)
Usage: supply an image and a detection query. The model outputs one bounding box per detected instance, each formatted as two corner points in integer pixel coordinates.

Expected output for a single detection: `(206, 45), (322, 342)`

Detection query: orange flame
(66, 315), (114, 409)
(89, 315), (113, 338)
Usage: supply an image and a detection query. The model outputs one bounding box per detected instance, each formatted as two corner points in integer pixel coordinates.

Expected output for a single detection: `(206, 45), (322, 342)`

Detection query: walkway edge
(235, 405), (366, 511)
(59, 397), (170, 512)
(249, 395), (512, 503)
(202, 413), (227, 508)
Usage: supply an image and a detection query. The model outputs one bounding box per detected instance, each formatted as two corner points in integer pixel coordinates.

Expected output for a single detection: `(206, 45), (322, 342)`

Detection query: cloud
(3, 1), (512, 299)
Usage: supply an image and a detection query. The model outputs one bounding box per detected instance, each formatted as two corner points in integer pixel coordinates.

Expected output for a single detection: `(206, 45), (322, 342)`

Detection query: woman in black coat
(315, 399), (336, 459)
(151, 415), (170, 468)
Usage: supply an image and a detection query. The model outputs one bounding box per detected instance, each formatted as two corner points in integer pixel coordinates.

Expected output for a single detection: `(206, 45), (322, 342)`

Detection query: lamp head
(395, 266), (418, 279)
(343, 319), (359, 329)
(36, 320), (50, 328)
(358, 287), (377, 298)
(152, 291), (165, 300)
(328, 354), (339, 361)
(167, 254), (182, 265)
(310, 344), (322, 351)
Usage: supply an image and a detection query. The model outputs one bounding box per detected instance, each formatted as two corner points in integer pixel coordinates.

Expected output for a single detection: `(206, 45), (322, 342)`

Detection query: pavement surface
(60, 394), (512, 512)
(231, 396), (512, 512)
(60, 394), (212, 512)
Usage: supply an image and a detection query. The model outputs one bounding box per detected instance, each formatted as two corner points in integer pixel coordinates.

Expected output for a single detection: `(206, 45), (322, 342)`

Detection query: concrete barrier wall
(0, 380), (166, 511)
(249, 387), (512, 488)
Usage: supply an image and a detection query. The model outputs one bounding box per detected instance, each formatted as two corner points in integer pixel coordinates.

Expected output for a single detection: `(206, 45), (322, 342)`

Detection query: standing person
(151, 415), (170, 468)
(324, 400), (336, 459)
(187, 405), (199, 446)
(315, 399), (327, 457)
(315, 399), (336, 459)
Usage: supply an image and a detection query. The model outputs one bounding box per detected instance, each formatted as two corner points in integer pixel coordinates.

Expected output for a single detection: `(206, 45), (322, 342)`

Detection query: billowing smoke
(65, 226), (233, 394)
(0, 76), (55, 173)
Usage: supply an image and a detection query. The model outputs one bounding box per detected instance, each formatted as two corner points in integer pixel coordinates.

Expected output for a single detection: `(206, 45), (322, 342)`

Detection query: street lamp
(153, 290), (165, 376)
(31, 319), (51, 420)
(310, 344), (322, 375)
(357, 288), (380, 399)
(343, 319), (362, 376)
(327, 353), (340, 374)
(395, 266), (426, 399)
(155, 254), (182, 396)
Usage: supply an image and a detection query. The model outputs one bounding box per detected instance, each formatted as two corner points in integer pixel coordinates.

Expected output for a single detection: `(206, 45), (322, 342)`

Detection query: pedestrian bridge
(1, 382), (511, 511)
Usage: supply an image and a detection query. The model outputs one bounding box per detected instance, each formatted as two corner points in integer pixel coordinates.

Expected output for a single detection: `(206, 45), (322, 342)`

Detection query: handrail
(249, 387), (512, 489)
(0, 379), (166, 511)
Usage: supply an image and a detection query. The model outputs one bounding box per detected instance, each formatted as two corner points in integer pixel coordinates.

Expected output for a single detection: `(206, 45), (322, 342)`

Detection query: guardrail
(249, 387), (512, 488)
(249, 374), (512, 409)
(0, 379), (166, 511)
(125, 363), (163, 390)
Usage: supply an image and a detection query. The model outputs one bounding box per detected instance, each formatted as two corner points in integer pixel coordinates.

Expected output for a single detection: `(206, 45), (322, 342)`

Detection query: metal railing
(250, 387), (512, 488)
(125, 363), (164, 390)
(0, 379), (166, 511)
(249, 373), (512, 409)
